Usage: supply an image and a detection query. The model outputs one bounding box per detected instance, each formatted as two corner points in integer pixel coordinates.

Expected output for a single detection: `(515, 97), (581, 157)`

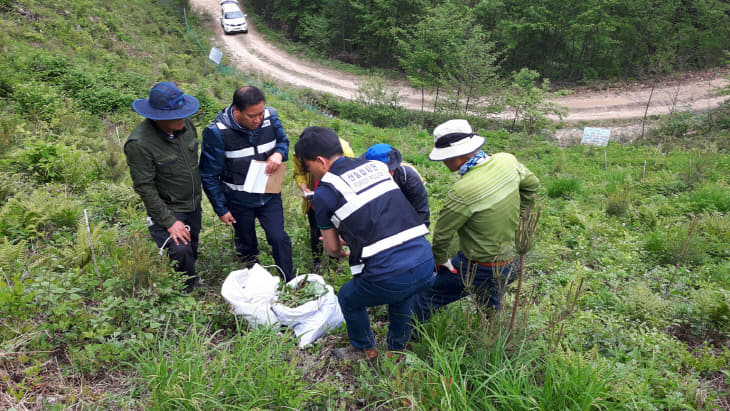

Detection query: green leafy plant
(643, 219), (707, 267)
(618, 282), (671, 328)
(12, 141), (63, 183)
(688, 183), (730, 213)
(676, 283), (730, 337)
(277, 275), (327, 307)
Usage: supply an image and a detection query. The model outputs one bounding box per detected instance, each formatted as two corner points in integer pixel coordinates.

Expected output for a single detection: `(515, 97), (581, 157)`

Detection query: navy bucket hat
(361, 143), (402, 171)
(132, 82), (200, 120)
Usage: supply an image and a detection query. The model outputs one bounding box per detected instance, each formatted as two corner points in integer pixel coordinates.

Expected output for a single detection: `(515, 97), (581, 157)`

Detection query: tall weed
(545, 175), (581, 199)
(606, 188), (631, 218)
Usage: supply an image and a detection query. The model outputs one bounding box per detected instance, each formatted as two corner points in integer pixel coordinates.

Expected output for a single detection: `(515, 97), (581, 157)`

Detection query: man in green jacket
(124, 82), (202, 292)
(413, 119), (541, 321)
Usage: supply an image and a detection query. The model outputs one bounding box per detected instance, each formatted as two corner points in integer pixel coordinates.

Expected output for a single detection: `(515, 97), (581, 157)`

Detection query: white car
(220, 2), (247, 34)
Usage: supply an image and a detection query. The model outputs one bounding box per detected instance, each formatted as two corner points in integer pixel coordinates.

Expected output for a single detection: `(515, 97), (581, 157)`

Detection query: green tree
(298, 13), (333, 53)
(355, 0), (428, 68)
(446, 26), (502, 114)
(504, 68), (566, 133)
(395, 3), (464, 112)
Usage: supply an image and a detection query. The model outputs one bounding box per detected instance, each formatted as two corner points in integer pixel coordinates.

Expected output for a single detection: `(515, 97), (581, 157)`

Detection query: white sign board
(581, 127), (611, 146)
(208, 47), (223, 65)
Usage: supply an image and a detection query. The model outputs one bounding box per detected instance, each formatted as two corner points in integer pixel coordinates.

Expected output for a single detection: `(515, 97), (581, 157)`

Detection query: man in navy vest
(200, 86), (293, 281)
(294, 126), (435, 361)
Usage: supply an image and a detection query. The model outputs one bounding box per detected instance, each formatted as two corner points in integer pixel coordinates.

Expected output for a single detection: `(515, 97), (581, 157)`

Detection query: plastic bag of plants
(221, 263), (280, 327)
(271, 274), (344, 348)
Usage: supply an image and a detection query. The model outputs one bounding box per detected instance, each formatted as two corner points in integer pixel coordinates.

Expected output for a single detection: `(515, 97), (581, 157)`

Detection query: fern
(0, 237), (28, 273)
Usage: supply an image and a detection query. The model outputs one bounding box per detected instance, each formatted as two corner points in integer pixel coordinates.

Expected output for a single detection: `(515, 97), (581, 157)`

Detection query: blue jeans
(338, 258), (435, 350)
(229, 195), (293, 281)
(412, 251), (516, 322)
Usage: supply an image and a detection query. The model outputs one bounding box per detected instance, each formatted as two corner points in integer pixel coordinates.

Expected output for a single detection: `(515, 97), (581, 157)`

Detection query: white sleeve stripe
(225, 147), (254, 158)
(223, 181), (247, 191)
(361, 224), (429, 259)
(224, 140), (277, 159)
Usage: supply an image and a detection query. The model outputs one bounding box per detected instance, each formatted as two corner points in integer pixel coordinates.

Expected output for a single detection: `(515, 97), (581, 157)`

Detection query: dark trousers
(306, 207), (324, 263)
(229, 195), (293, 281)
(148, 208), (201, 290)
(412, 251), (516, 323)
(338, 258), (435, 350)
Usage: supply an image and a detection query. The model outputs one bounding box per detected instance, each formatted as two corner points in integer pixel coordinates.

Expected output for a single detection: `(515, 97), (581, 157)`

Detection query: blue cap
(361, 143), (402, 171)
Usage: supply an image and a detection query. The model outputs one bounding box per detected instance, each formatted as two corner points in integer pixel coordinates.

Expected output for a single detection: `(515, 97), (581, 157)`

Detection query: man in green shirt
(124, 82), (202, 292)
(413, 119), (540, 321)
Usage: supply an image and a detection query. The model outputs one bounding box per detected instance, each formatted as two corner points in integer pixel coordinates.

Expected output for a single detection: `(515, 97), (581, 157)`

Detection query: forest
(245, 0), (730, 83)
(0, 0), (728, 409)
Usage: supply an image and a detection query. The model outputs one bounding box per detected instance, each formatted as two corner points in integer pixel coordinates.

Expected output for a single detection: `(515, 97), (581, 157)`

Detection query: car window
(224, 10), (243, 19)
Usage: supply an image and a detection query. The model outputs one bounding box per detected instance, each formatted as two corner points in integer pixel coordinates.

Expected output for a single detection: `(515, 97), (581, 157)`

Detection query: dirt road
(191, 0), (729, 124)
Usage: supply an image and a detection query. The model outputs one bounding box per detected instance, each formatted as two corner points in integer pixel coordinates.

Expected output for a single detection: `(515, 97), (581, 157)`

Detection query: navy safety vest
(216, 108), (276, 190)
(320, 157), (429, 275)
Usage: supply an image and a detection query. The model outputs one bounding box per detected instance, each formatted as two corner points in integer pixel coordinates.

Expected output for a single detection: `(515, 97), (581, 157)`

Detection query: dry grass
(0, 351), (139, 410)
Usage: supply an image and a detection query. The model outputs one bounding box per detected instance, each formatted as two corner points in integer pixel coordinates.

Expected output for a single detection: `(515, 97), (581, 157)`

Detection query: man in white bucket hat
(413, 119), (540, 321)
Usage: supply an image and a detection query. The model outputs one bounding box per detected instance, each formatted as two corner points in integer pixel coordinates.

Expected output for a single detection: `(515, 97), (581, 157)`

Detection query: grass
(0, 0), (729, 409)
(131, 322), (317, 409)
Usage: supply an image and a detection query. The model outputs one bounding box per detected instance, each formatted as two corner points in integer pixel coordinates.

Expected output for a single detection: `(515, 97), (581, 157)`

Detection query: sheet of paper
(243, 161), (268, 193)
(242, 160), (287, 193)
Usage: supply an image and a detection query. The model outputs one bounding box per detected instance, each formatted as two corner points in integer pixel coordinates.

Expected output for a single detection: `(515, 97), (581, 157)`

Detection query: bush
(657, 112), (699, 139)
(12, 82), (61, 122)
(701, 214), (730, 261)
(0, 189), (81, 243)
(689, 285), (730, 334)
(15, 141), (63, 183)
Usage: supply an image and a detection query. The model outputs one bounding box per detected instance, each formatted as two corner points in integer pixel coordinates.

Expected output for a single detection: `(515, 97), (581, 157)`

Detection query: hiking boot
(385, 351), (399, 361)
(332, 345), (378, 361)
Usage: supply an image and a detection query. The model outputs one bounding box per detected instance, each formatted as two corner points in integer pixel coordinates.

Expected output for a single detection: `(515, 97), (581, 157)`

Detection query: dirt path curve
(190, 0), (729, 123)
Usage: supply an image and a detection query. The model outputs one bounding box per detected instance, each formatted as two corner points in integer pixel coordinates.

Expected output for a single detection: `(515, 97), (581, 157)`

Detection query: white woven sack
(220, 263), (280, 327)
(271, 274), (344, 348)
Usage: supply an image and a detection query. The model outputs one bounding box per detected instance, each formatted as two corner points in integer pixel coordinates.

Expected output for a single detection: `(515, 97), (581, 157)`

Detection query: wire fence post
(83, 209), (103, 288)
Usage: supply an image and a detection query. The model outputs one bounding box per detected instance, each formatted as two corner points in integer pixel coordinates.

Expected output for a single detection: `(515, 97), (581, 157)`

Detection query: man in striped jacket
(413, 119), (540, 322)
